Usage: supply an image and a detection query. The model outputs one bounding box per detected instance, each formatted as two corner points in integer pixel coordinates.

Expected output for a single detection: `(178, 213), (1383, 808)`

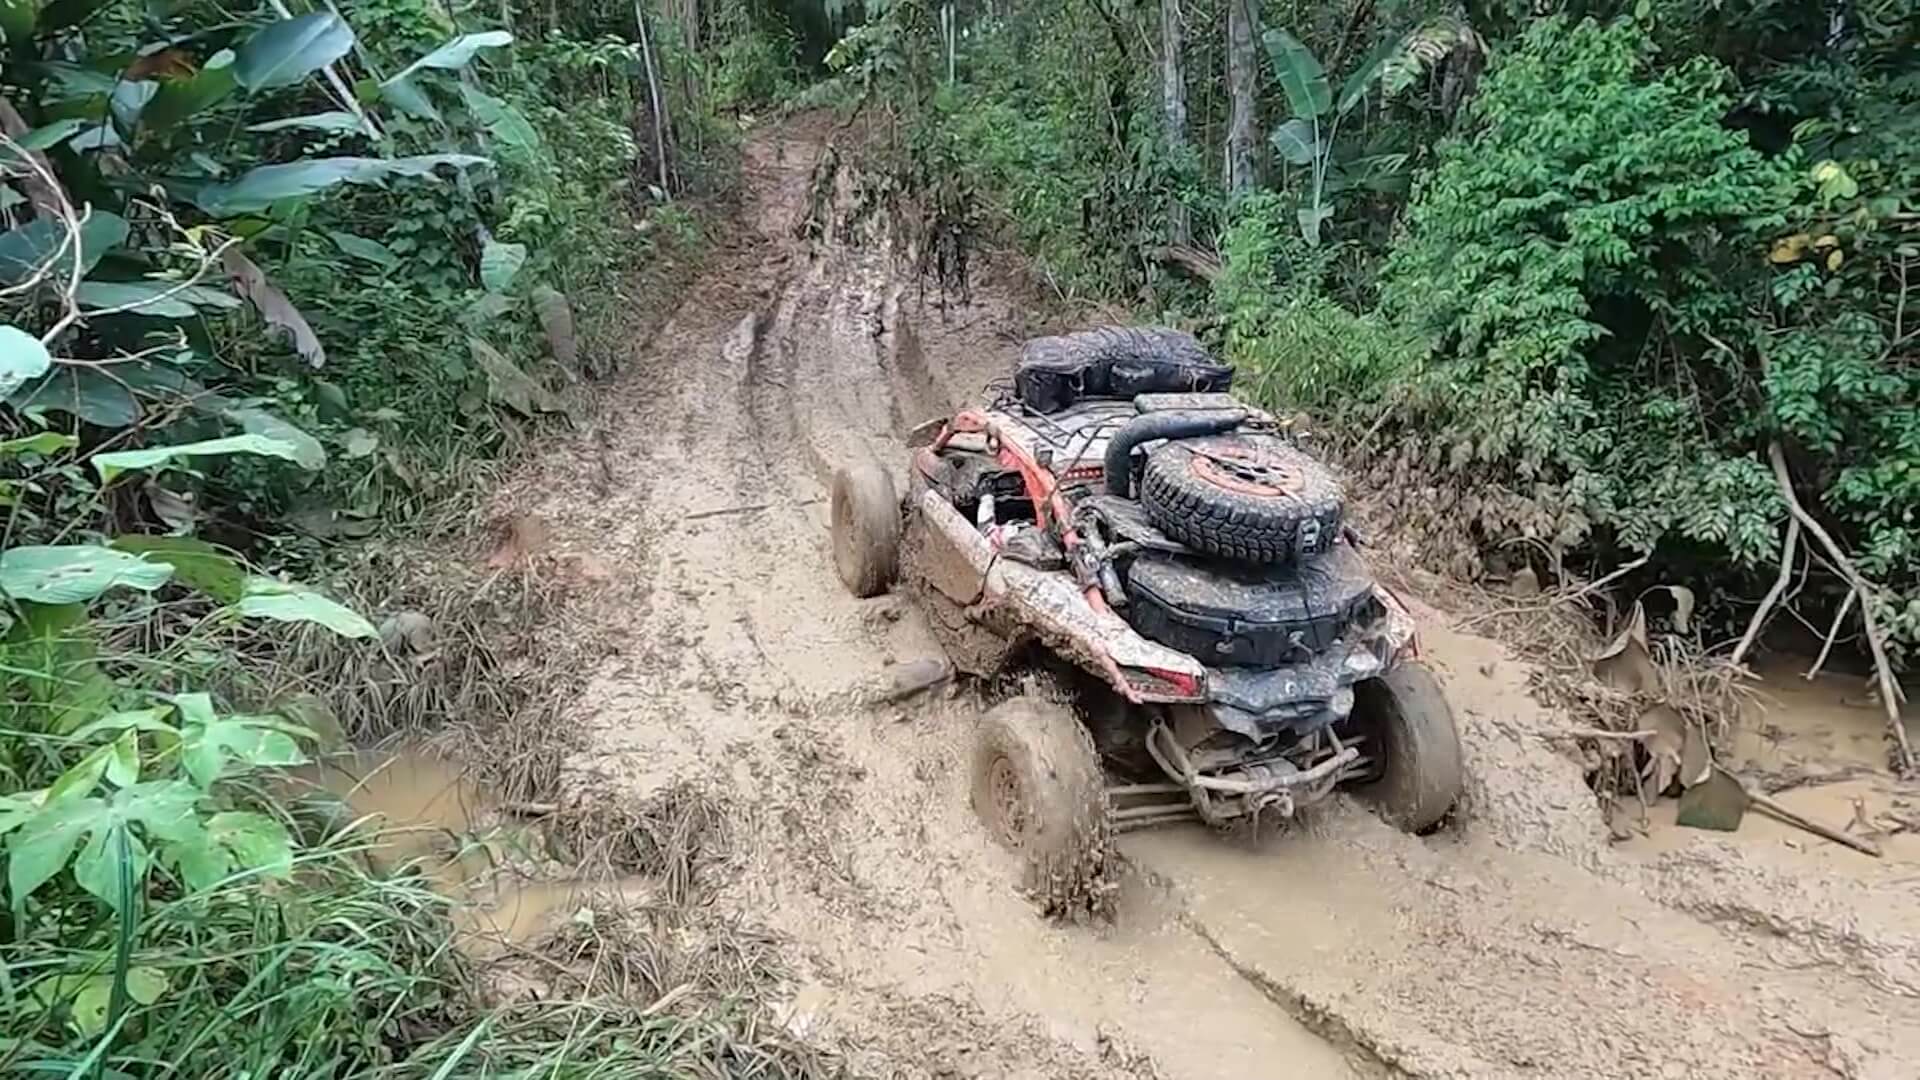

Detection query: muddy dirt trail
(489, 119), (1920, 1078)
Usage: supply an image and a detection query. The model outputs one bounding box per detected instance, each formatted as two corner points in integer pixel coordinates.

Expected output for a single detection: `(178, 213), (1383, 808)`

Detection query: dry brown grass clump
(1357, 498), (1755, 817)
(552, 781), (736, 906)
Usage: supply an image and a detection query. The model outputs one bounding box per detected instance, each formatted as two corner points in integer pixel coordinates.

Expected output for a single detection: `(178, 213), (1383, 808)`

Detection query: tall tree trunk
(634, 0), (673, 194)
(1224, 0), (1258, 193)
(668, 0), (700, 110)
(1161, 0), (1191, 243)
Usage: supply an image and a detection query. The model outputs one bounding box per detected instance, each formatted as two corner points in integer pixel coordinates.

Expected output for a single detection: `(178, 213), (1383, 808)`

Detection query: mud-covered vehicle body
(831, 327), (1463, 898)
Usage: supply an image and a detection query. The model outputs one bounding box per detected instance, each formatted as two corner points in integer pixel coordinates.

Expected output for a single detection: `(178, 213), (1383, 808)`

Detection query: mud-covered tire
(1020, 325), (1211, 369)
(1140, 434), (1343, 564)
(830, 464), (900, 598)
(1347, 662), (1464, 833)
(970, 696), (1114, 917)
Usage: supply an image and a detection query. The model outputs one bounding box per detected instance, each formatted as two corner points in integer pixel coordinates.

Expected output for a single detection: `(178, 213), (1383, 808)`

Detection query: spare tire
(1140, 434), (1343, 564)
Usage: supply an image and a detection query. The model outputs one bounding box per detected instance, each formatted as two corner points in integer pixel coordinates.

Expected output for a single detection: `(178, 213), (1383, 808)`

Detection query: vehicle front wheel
(830, 463), (901, 598)
(970, 696), (1114, 917)
(1346, 662), (1465, 833)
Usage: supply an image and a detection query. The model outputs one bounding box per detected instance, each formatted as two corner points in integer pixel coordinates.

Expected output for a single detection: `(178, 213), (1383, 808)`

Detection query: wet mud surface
(451, 117), (1920, 1079)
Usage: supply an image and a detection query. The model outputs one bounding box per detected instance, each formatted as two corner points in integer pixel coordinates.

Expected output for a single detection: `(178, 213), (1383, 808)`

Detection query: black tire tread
(1350, 662), (1465, 833)
(970, 696), (1115, 919)
(1139, 435), (1344, 564)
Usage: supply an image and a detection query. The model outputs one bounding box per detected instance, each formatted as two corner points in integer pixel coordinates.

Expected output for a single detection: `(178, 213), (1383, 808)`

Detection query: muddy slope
(490, 118), (1920, 1079)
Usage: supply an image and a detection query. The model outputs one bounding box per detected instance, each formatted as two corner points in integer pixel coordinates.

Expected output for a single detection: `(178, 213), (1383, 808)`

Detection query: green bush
(1216, 192), (1417, 411)
(1376, 14), (1919, 652)
(0, 2), (762, 1074)
(1380, 19), (1795, 549)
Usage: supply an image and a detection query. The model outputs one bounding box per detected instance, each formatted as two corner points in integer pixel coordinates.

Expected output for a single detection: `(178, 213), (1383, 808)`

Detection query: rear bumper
(1204, 624), (1399, 741)
(906, 487), (1415, 720)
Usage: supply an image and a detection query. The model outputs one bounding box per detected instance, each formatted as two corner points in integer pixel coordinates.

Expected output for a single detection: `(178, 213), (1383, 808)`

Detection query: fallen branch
(1550, 727), (1657, 741)
(1804, 589), (1857, 681)
(1767, 442), (1912, 775)
(1730, 516), (1800, 668)
(1753, 761), (1878, 796)
(1461, 552), (1651, 628)
(683, 501), (769, 521)
(682, 497), (819, 522)
(1147, 243), (1223, 283)
(1745, 784), (1882, 858)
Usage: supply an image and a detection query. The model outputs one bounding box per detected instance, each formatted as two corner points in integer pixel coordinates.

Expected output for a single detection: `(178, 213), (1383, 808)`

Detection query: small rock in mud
(873, 657), (952, 703)
(860, 596), (906, 626)
(379, 610), (437, 657)
(566, 553), (615, 584)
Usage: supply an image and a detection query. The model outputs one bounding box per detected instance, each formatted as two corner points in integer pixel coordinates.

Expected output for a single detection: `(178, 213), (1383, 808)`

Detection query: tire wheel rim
(986, 755), (1032, 846)
(1189, 443), (1304, 498)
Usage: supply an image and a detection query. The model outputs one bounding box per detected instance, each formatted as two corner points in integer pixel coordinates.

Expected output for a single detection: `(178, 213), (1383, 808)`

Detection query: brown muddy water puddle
(1618, 657), (1920, 866)
(283, 750), (629, 958)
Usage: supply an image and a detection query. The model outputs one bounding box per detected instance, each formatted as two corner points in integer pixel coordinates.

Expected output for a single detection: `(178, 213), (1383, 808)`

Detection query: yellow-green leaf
(236, 577), (376, 637)
(92, 433), (313, 482)
(105, 729), (139, 787)
(1769, 233), (1810, 263)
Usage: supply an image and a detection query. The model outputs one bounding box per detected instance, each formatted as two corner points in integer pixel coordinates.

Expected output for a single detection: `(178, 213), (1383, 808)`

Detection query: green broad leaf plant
(0, 532), (368, 1047)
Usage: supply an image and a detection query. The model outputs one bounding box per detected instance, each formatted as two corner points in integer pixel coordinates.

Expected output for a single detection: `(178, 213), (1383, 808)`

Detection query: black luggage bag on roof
(1015, 326), (1233, 414)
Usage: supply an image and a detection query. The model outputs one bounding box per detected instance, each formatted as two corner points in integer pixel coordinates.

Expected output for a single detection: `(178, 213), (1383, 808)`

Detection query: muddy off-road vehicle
(829, 327), (1463, 903)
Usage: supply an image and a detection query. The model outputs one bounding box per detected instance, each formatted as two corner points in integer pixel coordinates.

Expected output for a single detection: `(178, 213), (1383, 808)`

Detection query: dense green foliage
(0, 0), (809, 1074)
(1382, 18), (1801, 562)
(1215, 191), (1415, 409)
(1381, 11), (1919, 652)
(843, 1), (1920, 660)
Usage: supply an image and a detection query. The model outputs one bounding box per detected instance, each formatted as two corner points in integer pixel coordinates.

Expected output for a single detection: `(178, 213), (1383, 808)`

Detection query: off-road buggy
(829, 327), (1463, 903)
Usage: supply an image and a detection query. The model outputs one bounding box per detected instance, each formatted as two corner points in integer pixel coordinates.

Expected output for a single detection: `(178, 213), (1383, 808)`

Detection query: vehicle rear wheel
(970, 696), (1114, 917)
(830, 463), (900, 598)
(1346, 662), (1464, 833)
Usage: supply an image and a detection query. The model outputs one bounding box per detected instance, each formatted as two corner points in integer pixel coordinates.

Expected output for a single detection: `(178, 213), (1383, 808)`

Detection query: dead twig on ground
(1147, 243), (1223, 283)
(1743, 781), (1883, 857)
(682, 497), (819, 521)
(1753, 761), (1878, 795)
(1460, 553), (1650, 629)
(1766, 442), (1912, 775)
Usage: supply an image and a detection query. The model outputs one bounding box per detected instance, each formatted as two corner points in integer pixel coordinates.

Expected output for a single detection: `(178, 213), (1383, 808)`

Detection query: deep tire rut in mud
(488, 118), (1920, 1080)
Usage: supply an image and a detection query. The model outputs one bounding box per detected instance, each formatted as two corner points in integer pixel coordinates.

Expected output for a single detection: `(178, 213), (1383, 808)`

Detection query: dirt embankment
(431, 115), (1920, 1079)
